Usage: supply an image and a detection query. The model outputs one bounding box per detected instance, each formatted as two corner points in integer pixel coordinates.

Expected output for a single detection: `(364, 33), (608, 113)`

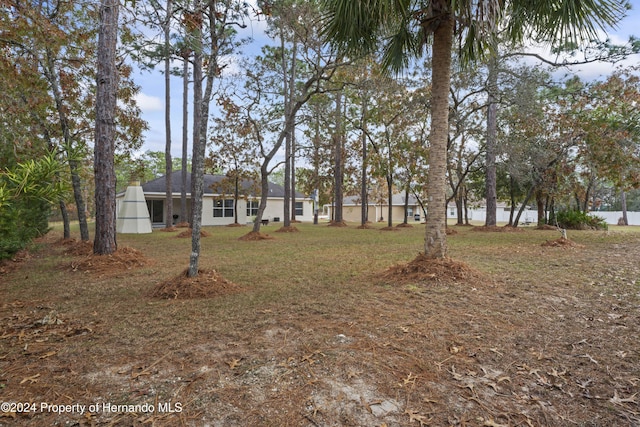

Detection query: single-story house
(116, 171), (314, 227)
(325, 193), (424, 223)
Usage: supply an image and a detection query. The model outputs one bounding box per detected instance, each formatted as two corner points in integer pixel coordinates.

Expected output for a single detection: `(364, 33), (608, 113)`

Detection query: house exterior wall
(258, 198), (314, 223)
(335, 204), (421, 223)
(117, 193), (315, 228)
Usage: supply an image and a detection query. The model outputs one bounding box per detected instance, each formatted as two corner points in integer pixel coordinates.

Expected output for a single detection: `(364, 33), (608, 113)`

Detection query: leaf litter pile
(1, 225), (639, 426)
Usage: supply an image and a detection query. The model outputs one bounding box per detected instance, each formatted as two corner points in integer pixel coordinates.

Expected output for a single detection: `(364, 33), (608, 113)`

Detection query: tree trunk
(164, 0), (173, 229)
(290, 42), (298, 223)
(93, 0), (119, 255)
(69, 159), (90, 241)
(282, 26), (291, 228)
(252, 164), (270, 233)
(484, 50), (498, 227)
(360, 95), (368, 227)
(386, 174), (393, 228)
(333, 91), (344, 224)
(536, 189), (545, 226)
(188, 10), (204, 277)
(44, 49), (89, 242)
(513, 184), (536, 227)
(423, 8), (453, 258)
(620, 189), (628, 225)
(181, 52), (189, 224)
(59, 200), (70, 239)
(403, 185), (410, 225)
(234, 173), (239, 224)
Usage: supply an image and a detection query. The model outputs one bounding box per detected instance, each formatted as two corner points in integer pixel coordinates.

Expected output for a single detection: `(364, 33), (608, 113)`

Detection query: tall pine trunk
(164, 0), (173, 229)
(360, 95), (368, 226)
(484, 50), (498, 227)
(93, 0), (119, 255)
(333, 91), (344, 224)
(181, 51), (189, 224)
(423, 9), (453, 258)
(188, 9), (204, 277)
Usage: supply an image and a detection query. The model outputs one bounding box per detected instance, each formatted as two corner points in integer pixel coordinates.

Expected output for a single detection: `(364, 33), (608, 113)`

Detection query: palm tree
(321, 0), (627, 259)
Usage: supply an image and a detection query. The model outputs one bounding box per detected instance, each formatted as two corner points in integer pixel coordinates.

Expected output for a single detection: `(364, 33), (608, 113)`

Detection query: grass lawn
(1, 222), (639, 426)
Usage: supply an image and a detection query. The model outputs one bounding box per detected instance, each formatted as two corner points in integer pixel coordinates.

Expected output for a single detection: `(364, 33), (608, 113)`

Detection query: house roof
(140, 171), (306, 199)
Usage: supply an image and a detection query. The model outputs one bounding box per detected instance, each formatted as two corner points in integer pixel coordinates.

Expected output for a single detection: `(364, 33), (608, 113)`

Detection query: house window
(295, 201), (303, 216)
(213, 199), (234, 217)
(247, 200), (259, 216)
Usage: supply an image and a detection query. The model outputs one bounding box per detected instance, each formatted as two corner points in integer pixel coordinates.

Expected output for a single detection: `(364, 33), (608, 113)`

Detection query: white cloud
(135, 92), (164, 112)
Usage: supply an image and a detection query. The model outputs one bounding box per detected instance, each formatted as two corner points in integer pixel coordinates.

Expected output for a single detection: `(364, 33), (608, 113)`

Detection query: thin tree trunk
(386, 174), (393, 228)
(484, 50), (498, 227)
(403, 185), (410, 225)
(181, 52), (189, 223)
(164, 0), (173, 229)
(93, 0), (119, 255)
(59, 200), (70, 239)
(536, 189), (545, 226)
(290, 42), (298, 223)
(513, 184), (536, 227)
(360, 95), (368, 226)
(333, 91), (344, 224)
(44, 49), (90, 241)
(252, 164), (270, 233)
(620, 190), (628, 225)
(282, 29), (291, 228)
(69, 159), (90, 241)
(423, 8), (453, 258)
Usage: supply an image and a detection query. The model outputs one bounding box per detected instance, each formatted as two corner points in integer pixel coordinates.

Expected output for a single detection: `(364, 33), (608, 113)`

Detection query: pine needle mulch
(275, 226), (299, 233)
(69, 246), (150, 274)
(238, 231), (275, 241)
(541, 237), (584, 248)
(380, 253), (486, 285)
(150, 268), (242, 299)
(176, 228), (211, 238)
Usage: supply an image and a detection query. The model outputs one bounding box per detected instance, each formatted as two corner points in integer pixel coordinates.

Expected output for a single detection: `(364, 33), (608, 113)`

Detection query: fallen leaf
(20, 373), (40, 384)
(226, 358), (242, 369)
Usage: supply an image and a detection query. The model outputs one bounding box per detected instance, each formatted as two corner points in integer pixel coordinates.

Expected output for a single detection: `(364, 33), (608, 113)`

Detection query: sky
(131, 2), (640, 160)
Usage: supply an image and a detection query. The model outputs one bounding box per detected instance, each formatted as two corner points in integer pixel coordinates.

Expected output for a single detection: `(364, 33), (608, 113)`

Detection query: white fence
(455, 209), (640, 226)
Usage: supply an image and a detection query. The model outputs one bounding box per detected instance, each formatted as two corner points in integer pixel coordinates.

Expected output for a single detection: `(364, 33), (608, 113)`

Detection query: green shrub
(556, 209), (608, 230)
(0, 198), (51, 260)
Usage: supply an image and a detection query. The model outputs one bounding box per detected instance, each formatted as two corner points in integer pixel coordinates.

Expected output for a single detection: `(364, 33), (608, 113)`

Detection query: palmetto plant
(321, 0), (628, 258)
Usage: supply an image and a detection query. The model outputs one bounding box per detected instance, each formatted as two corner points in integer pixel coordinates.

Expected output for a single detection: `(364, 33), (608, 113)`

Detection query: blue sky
(131, 3), (640, 159)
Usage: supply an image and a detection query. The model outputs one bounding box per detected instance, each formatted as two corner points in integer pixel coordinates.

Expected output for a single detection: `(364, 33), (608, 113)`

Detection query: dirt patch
(536, 224), (558, 230)
(380, 253), (486, 285)
(157, 226), (178, 232)
(541, 237), (584, 248)
(238, 231), (274, 241)
(396, 223), (413, 228)
(69, 246), (150, 274)
(356, 224), (375, 229)
(150, 268), (242, 299)
(175, 221), (190, 228)
(380, 226), (400, 231)
(0, 252), (31, 276)
(446, 227), (458, 235)
(176, 228), (211, 238)
(54, 238), (93, 256)
(275, 225), (299, 233)
(327, 220), (348, 227)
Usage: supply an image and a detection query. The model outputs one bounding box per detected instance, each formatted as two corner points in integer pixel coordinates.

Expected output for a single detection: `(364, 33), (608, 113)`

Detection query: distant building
(116, 171), (313, 227)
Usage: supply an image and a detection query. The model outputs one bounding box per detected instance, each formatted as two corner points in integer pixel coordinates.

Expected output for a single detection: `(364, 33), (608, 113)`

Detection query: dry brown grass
(1, 222), (639, 426)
